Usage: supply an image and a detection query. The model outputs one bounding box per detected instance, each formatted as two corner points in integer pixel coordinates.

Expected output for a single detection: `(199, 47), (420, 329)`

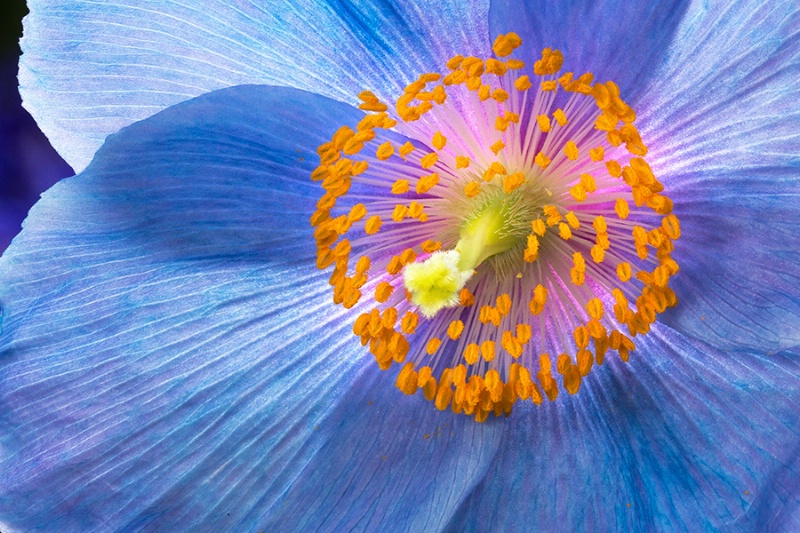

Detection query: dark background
(1, 0), (73, 253)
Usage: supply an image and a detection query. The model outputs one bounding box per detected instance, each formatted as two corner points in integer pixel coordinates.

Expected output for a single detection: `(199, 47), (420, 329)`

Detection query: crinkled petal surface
(442, 327), (800, 531)
(488, 0), (690, 100)
(20, 0), (490, 171)
(0, 85), (502, 531)
(265, 369), (503, 532)
(636, 0), (800, 353)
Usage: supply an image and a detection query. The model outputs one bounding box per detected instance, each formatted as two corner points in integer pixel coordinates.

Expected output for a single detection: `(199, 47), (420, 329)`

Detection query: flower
(2, 0), (799, 531)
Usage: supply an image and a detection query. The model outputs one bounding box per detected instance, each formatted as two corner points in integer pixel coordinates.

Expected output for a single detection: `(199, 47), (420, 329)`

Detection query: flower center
(310, 34), (680, 422)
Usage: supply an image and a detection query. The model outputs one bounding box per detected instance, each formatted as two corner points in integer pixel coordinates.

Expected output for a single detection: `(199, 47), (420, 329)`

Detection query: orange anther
(492, 32), (523, 58)
(398, 141), (414, 159)
(392, 204), (409, 222)
(459, 287), (475, 307)
(426, 337), (442, 355)
(464, 181), (481, 198)
(463, 343), (480, 365)
(503, 172), (525, 193)
(448, 320), (465, 340)
(516, 324), (532, 344)
(416, 173), (439, 194)
(564, 141), (579, 160)
(515, 75), (533, 91)
(533, 47), (564, 75)
(432, 131), (447, 150)
(375, 281), (394, 303)
(615, 198), (630, 219)
(573, 326), (590, 349)
(496, 294), (512, 315)
(376, 142), (394, 160)
(536, 114), (551, 133)
(481, 340), (496, 362)
(364, 215), (382, 235)
(421, 240), (441, 253)
(662, 214), (681, 240)
(617, 262), (632, 282)
(420, 152), (438, 169)
(535, 152), (551, 169)
(391, 179), (409, 194)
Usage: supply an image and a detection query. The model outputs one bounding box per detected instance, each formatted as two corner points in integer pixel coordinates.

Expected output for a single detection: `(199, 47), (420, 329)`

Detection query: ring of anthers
(310, 33), (680, 422)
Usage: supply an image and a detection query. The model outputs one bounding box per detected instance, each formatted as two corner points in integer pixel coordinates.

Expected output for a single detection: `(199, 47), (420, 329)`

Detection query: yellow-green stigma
(404, 198), (522, 317)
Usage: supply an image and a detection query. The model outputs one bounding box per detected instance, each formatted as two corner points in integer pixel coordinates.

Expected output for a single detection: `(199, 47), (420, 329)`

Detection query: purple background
(1, 0), (73, 253)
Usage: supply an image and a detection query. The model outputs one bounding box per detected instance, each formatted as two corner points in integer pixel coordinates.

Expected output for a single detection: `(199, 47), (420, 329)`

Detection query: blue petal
(663, 191), (800, 353)
(441, 327), (800, 531)
(488, 0), (689, 100)
(21, 0), (490, 171)
(634, 1), (800, 352)
(263, 365), (504, 532)
(0, 85), (440, 530)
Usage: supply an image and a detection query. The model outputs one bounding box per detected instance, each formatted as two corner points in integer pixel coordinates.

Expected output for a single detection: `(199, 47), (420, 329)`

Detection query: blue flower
(2, 0), (799, 531)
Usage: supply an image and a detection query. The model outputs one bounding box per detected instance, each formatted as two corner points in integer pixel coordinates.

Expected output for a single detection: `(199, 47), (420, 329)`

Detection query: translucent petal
(442, 327), (800, 531)
(641, 0), (800, 175)
(0, 85), (401, 530)
(20, 0), (490, 171)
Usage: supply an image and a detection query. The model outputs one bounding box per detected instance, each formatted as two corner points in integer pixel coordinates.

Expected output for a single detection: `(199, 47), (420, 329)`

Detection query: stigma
(310, 33), (680, 422)
(404, 197), (524, 317)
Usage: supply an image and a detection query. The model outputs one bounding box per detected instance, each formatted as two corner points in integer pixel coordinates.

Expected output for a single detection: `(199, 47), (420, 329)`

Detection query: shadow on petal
(0, 85), (402, 530)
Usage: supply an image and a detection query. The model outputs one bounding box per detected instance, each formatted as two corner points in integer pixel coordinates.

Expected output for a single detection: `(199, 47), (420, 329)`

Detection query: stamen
(310, 36), (681, 422)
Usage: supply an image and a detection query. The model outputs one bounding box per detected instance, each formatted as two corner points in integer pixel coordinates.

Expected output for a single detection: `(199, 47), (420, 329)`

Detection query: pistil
(404, 198), (522, 317)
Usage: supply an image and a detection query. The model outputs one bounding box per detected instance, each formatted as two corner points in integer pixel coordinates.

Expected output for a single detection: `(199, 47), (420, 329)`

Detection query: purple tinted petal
(635, 1), (800, 353)
(663, 189), (800, 353)
(489, 0), (689, 100)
